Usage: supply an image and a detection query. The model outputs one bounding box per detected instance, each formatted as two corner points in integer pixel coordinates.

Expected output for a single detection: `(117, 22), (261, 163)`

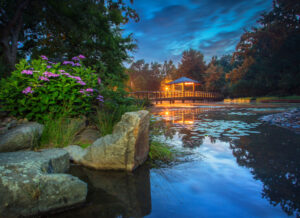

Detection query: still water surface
(49, 103), (300, 218)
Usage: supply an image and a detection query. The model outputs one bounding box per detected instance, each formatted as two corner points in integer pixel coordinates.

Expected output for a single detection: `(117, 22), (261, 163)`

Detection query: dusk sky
(125, 0), (273, 64)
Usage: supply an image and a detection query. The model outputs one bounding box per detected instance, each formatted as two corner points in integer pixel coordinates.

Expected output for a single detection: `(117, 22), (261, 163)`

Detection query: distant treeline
(127, 0), (300, 97)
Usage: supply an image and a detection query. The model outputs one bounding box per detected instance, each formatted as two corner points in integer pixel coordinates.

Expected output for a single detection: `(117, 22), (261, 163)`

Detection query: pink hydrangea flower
(22, 86), (34, 94)
(85, 88), (93, 92)
(72, 56), (80, 61)
(63, 61), (75, 65)
(97, 78), (101, 84)
(74, 63), (81, 67)
(43, 71), (59, 77)
(77, 81), (86, 85)
(79, 89), (85, 94)
(41, 55), (48, 60)
(59, 70), (65, 73)
(78, 54), (86, 59)
(21, 70), (33, 75)
(96, 95), (104, 102)
(39, 76), (50, 81)
(47, 65), (52, 69)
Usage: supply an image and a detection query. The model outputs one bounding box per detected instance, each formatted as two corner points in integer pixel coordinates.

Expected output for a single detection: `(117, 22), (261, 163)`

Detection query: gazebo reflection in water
(158, 107), (217, 125)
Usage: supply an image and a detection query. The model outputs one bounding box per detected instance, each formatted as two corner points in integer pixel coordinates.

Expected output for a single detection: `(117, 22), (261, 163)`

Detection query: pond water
(47, 103), (300, 218)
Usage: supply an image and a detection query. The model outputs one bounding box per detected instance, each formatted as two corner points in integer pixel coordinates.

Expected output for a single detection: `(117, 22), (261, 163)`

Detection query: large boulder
(65, 110), (150, 171)
(0, 149), (87, 217)
(0, 122), (44, 152)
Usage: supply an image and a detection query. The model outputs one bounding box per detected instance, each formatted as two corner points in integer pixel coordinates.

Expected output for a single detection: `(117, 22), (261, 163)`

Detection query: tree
(0, 0), (139, 78)
(127, 60), (162, 91)
(161, 60), (177, 80)
(227, 0), (300, 96)
(177, 49), (206, 84)
(204, 57), (225, 92)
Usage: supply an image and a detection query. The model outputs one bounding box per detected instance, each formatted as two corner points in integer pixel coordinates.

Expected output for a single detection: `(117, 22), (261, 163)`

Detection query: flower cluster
(96, 95), (104, 102)
(22, 86), (34, 94)
(20, 54), (103, 102)
(21, 70), (33, 75)
(41, 55), (48, 60)
(39, 76), (50, 81)
(77, 81), (86, 85)
(43, 71), (59, 78)
(79, 88), (93, 95)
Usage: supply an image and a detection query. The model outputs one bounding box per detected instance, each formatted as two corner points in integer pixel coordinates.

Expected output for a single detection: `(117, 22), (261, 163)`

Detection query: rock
(73, 127), (100, 145)
(259, 107), (300, 134)
(0, 149), (87, 217)
(70, 116), (87, 135)
(6, 119), (17, 129)
(0, 122), (44, 152)
(65, 110), (150, 171)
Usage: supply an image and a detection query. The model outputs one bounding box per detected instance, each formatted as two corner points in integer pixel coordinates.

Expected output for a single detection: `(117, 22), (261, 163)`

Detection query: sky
(124, 0), (273, 64)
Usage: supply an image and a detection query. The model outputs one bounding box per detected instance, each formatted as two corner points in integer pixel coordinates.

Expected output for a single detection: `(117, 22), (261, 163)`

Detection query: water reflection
(48, 165), (151, 218)
(152, 105), (300, 217)
(231, 125), (300, 216)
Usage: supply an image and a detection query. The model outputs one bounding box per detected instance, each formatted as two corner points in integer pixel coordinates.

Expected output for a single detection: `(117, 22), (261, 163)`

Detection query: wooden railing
(130, 91), (223, 101)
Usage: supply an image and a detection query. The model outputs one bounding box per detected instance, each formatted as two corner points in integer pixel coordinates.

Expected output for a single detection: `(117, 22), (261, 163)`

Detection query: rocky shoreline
(0, 110), (150, 217)
(259, 108), (300, 134)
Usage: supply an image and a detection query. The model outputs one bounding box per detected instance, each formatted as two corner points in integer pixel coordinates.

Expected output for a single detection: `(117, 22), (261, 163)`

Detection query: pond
(47, 103), (300, 218)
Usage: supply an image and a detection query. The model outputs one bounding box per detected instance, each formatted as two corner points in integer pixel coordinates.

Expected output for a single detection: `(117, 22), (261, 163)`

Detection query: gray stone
(65, 110), (150, 171)
(0, 122), (44, 152)
(0, 149), (87, 217)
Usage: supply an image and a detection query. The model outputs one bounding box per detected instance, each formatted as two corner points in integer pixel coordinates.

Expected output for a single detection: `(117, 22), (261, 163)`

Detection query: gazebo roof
(166, 77), (200, 85)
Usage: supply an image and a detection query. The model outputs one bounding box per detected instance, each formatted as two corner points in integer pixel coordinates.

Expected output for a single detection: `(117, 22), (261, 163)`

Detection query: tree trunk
(0, 0), (29, 73)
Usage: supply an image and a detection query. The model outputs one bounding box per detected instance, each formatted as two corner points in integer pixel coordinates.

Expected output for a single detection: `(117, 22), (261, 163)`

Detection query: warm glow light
(174, 120), (194, 124)
(165, 87), (169, 91)
(165, 111), (169, 115)
(185, 82), (194, 85)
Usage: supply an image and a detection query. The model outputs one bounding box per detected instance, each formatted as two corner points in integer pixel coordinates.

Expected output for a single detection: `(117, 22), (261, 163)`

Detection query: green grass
(93, 104), (144, 136)
(40, 116), (84, 148)
(149, 141), (175, 162)
(256, 95), (300, 102)
(225, 96), (300, 102)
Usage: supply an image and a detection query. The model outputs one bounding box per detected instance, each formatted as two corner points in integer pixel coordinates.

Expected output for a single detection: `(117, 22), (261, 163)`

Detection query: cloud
(125, 0), (273, 63)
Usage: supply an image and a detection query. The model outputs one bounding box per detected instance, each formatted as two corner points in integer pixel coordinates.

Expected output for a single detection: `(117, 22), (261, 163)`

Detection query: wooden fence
(130, 91), (223, 103)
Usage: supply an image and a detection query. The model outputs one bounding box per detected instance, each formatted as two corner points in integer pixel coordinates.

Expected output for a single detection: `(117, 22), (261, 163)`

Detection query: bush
(0, 55), (104, 122)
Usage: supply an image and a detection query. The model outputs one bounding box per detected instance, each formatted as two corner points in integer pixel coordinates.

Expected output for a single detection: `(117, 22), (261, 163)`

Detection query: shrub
(0, 55), (104, 122)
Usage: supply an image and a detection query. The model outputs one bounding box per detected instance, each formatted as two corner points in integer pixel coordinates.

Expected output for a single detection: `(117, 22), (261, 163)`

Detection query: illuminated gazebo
(165, 77), (200, 92)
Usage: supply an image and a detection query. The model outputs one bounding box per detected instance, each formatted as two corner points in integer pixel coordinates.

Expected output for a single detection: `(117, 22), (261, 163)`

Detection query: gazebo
(166, 77), (200, 92)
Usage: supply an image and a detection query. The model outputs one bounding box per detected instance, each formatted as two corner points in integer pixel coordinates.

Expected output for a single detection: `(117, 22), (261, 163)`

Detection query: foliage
(40, 116), (84, 148)
(0, 0), (139, 77)
(227, 0), (300, 97)
(0, 56), (103, 122)
(177, 49), (206, 85)
(93, 104), (144, 136)
(127, 59), (164, 91)
(204, 57), (226, 92)
(148, 141), (175, 163)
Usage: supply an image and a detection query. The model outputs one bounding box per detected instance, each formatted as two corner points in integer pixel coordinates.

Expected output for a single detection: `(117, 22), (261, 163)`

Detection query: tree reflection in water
(230, 125), (300, 217)
(153, 106), (300, 217)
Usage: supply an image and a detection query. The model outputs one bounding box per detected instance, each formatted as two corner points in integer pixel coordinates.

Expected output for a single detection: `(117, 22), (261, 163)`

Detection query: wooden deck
(130, 91), (223, 103)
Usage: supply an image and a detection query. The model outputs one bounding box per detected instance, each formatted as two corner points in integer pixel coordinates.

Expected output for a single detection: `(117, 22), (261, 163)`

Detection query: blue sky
(124, 0), (273, 64)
